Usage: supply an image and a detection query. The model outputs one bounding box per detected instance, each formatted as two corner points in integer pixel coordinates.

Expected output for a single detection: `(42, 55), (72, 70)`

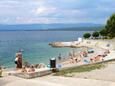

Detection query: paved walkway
(0, 75), (115, 86)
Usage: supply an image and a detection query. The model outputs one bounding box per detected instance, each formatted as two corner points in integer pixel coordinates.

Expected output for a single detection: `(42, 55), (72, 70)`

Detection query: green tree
(83, 33), (91, 39)
(99, 29), (107, 38)
(92, 31), (99, 38)
(105, 13), (115, 37)
(108, 33), (114, 39)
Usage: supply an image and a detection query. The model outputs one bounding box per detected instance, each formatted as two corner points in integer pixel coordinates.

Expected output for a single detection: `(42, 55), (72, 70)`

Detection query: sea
(0, 31), (92, 68)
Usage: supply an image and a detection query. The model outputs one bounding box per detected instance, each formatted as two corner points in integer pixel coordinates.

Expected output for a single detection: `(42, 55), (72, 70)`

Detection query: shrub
(92, 31), (99, 39)
(83, 33), (91, 39)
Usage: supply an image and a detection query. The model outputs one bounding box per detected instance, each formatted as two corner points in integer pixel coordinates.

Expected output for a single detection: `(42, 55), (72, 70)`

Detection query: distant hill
(0, 23), (104, 31)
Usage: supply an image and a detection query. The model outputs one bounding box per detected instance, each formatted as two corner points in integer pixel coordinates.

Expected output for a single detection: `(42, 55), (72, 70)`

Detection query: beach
(0, 38), (115, 86)
(0, 0), (115, 85)
(53, 38), (115, 68)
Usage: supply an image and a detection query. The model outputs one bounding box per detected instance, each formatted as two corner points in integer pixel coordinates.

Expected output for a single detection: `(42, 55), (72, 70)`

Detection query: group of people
(21, 65), (35, 74)
(60, 47), (110, 66)
(14, 48), (110, 74)
(90, 55), (103, 63)
(14, 51), (51, 77)
(18, 63), (46, 74)
(90, 49), (110, 63)
(61, 50), (84, 66)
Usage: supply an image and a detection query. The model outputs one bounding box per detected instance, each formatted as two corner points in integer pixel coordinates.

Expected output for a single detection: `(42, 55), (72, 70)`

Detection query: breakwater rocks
(49, 42), (62, 47)
(49, 41), (82, 48)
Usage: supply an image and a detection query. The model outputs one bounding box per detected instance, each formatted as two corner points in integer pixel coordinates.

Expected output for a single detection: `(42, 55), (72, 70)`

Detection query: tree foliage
(83, 13), (115, 39)
(83, 33), (91, 39)
(105, 13), (115, 38)
(92, 31), (99, 38)
(99, 29), (107, 37)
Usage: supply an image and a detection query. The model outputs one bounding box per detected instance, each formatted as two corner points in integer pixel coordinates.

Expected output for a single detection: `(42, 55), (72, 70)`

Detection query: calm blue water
(0, 31), (91, 68)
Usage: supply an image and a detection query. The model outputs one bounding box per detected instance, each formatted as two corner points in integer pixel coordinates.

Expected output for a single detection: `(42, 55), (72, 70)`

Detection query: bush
(83, 33), (91, 39)
(99, 29), (107, 36)
(92, 31), (99, 39)
(108, 33), (114, 39)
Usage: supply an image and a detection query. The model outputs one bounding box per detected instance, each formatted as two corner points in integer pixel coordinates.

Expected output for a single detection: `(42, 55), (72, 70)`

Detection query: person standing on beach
(58, 53), (62, 61)
(15, 52), (22, 69)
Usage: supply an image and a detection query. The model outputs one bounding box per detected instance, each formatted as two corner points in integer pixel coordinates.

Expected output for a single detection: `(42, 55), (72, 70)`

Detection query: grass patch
(54, 63), (105, 76)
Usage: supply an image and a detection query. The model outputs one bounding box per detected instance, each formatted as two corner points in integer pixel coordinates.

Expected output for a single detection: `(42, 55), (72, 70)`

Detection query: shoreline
(48, 38), (115, 70)
(1, 38), (115, 86)
(3, 39), (115, 71)
(49, 39), (115, 49)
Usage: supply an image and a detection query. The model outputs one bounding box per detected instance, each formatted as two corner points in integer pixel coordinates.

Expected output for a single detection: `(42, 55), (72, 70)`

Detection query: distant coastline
(0, 23), (104, 31)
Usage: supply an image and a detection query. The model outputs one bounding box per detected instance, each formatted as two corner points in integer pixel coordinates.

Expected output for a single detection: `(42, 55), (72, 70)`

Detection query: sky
(0, 0), (115, 24)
